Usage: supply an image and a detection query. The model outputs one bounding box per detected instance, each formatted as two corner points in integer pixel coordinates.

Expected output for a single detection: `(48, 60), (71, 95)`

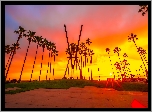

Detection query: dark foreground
(5, 86), (148, 108)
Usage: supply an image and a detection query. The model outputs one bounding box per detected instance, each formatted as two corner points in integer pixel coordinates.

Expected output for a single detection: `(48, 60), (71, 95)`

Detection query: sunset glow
(5, 5), (148, 81)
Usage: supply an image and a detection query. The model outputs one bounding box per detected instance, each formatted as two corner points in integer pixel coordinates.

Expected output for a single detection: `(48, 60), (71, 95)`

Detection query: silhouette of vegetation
(5, 26), (58, 82)
(106, 48), (114, 75)
(5, 26), (26, 81)
(138, 5), (148, 16)
(128, 33), (148, 80)
(19, 30), (36, 81)
(64, 25), (95, 80)
(5, 43), (20, 72)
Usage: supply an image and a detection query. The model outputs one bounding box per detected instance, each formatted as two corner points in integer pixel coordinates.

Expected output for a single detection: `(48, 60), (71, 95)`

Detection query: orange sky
(5, 5), (148, 80)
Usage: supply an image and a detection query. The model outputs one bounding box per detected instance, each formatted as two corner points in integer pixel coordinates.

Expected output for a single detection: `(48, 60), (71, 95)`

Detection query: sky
(5, 5), (148, 81)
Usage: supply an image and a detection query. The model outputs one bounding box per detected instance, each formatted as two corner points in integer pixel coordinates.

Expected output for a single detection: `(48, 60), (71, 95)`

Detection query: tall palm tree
(5, 43), (20, 81)
(113, 47), (121, 58)
(64, 24), (83, 79)
(121, 53), (131, 78)
(5, 45), (12, 72)
(74, 25), (83, 68)
(5, 44), (20, 70)
(78, 42), (86, 79)
(30, 36), (39, 82)
(39, 38), (48, 81)
(5, 26), (26, 80)
(51, 46), (58, 80)
(106, 48), (115, 75)
(52, 42), (58, 79)
(70, 43), (76, 78)
(85, 38), (92, 66)
(19, 30), (36, 81)
(89, 49), (94, 64)
(137, 47), (148, 79)
(113, 47), (123, 79)
(46, 42), (51, 80)
(128, 33), (148, 79)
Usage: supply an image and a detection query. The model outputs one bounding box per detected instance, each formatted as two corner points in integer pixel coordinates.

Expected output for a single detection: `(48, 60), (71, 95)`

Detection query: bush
(10, 79), (17, 83)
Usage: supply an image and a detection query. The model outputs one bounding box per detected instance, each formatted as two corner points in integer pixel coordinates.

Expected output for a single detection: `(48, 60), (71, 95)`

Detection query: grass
(5, 79), (148, 94)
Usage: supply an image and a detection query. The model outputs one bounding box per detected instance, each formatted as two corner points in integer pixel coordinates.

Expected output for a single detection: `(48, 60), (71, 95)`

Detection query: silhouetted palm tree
(5, 26), (26, 80)
(86, 38), (92, 45)
(106, 48), (115, 76)
(30, 36), (39, 81)
(5, 43), (20, 71)
(113, 47), (123, 78)
(128, 33), (148, 80)
(19, 30), (36, 81)
(39, 38), (48, 81)
(52, 46), (58, 80)
(46, 41), (58, 80)
(64, 24), (83, 79)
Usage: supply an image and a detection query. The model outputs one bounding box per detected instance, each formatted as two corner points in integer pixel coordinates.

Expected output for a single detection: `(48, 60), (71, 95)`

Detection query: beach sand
(5, 86), (148, 108)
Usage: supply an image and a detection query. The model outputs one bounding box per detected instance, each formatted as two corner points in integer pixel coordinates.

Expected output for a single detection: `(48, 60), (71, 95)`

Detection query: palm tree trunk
(40, 47), (45, 76)
(64, 58), (70, 78)
(50, 62), (51, 74)
(6, 33), (22, 80)
(85, 55), (86, 67)
(90, 56), (92, 64)
(5, 52), (13, 71)
(46, 51), (51, 80)
(75, 25), (83, 65)
(19, 40), (31, 81)
(91, 70), (92, 80)
(80, 56), (83, 79)
(30, 44), (39, 81)
(53, 68), (54, 79)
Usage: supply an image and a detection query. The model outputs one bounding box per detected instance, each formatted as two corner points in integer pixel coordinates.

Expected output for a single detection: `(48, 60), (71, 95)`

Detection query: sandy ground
(5, 86), (148, 108)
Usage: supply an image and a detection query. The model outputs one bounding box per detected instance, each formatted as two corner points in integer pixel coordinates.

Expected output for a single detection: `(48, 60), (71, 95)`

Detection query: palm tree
(78, 44), (83, 79)
(64, 24), (83, 79)
(39, 38), (48, 81)
(46, 42), (51, 80)
(46, 41), (58, 80)
(137, 47), (148, 79)
(106, 48), (115, 76)
(74, 25), (83, 66)
(30, 36), (39, 82)
(5, 45), (12, 72)
(5, 26), (26, 80)
(113, 47), (121, 58)
(89, 49), (94, 64)
(121, 53), (131, 78)
(86, 38), (92, 45)
(113, 47), (123, 79)
(138, 5), (148, 16)
(78, 42), (90, 79)
(19, 30), (36, 81)
(5, 44), (20, 70)
(85, 38), (92, 66)
(52, 46), (58, 80)
(128, 33), (148, 80)
(5, 43), (20, 81)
